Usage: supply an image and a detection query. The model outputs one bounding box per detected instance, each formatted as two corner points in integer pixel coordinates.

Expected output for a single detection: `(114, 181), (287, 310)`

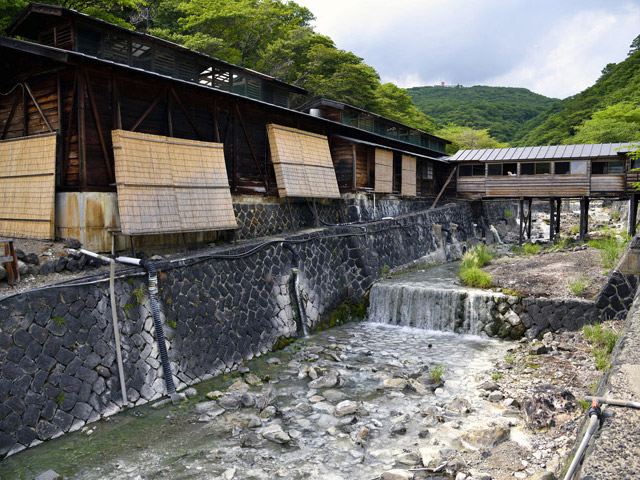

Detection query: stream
(1, 322), (510, 480)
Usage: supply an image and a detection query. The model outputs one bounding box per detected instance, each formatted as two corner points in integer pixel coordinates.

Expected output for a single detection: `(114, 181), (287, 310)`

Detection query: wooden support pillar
(526, 198), (532, 240)
(77, 71), (87, 190)
(579, 197), (590, 241)
(555, 198), (562, 234)
(519, 198), (524, 246)
(351, 143), (357, 193)
(549, 198), (556, 243)
(629, 194), (639, 236)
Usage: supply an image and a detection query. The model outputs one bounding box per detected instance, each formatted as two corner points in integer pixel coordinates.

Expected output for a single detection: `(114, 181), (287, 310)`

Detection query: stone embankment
(0, 201), (515, 458)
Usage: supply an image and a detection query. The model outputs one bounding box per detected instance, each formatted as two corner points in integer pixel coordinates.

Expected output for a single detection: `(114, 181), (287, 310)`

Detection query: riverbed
(1, 322), (511, 480)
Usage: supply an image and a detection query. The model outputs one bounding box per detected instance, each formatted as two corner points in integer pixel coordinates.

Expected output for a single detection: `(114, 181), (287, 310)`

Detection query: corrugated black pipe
(140, 259), (178, 399)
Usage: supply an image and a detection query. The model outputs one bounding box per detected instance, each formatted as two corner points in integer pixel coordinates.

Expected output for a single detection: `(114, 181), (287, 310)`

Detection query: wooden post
(77, 70), (87, 190)
(580, 196), (590, 241)
(629, 194), (639, 236)
(519, 198), (524, 246)
(351, 143), (357, 193)
(549, 198), (555, 243)
(526, 198), (532, 240)
(555, 198), (562, 234)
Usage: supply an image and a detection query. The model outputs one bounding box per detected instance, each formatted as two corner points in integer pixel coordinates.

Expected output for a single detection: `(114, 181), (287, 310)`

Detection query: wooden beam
(1, 91), (20, 140)
(232, 108), (238, 192)
(555, 198), (561, 234)
(526, 198), (532, 240)
(234, 103), (267, 190)
(167, 89), (173, 137)
(22, 83), (28, 137)
(170, 88), (204, 140)
(56, 72), (62, 188)
(130, 87), (166, 132)
(629, 194), (638, 236)
(77, 70), (87, 189)
(580, 196), (589, 241)
(84, 70), (114, 183)
(351, 142), (357, 193)
(213, 98), (220, 142)
(430, 165), (457, 210)
(112, 74), (122, 130)
(549, 198), (555, 243)
(519, 198), (524, 246)
(24, 82), (54, 133)
(63, 73), (77, 188)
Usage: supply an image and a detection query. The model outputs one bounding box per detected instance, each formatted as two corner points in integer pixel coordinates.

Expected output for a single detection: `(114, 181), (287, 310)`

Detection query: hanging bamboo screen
(266, 124), (340, 198)
(374, 148), (393, 193)
(0, 133), (57, 239)
(112, 130), (237, 235)
(401, 154), (417, 197)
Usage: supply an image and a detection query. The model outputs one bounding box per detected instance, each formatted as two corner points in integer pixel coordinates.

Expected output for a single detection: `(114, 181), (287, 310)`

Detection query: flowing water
(369, 262), (498, 335)
(1, 323), (509, 480)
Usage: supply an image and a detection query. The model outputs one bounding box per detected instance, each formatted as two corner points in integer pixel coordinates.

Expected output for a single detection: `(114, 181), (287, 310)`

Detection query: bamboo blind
(266, 124), (340, 198)
(0, 134), (57, 239)
(112, 130), (237, 235)
(374, 148), (393, 193)
(401, 154), (417, 197)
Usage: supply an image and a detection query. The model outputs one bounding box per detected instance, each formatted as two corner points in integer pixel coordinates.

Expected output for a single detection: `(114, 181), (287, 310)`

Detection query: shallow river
(1, 321), (510, 480)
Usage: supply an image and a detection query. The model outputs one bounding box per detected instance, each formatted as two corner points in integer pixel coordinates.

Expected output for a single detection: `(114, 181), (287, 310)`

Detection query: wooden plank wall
(330, 137), (354, 191)
(401, 154), (416, 197)
(374, 148), (393, 193)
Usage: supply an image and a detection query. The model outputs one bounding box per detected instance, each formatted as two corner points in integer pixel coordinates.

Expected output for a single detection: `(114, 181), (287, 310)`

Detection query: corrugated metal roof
(448, 142), (638, 162)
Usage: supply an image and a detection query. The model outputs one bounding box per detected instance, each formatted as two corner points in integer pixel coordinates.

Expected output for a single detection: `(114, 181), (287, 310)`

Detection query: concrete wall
(0, 201), (483, 457)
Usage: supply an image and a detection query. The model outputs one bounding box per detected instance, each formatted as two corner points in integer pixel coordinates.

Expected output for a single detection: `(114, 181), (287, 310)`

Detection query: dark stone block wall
(0, 201), (482, 457)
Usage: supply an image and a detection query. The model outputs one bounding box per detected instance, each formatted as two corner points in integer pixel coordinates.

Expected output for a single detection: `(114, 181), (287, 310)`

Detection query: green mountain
(516, 49), (640, 146)
(406, 85), (560, 143)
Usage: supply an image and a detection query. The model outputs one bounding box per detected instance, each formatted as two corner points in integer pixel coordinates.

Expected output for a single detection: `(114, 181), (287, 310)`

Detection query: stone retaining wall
(0, 201), (487, 457)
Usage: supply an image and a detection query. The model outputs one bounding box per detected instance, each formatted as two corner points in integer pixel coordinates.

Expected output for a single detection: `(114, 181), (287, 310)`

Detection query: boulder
(381, 469), (414, 480)
(261, 424), (290, 444)
(334, 400), (358, 417)
(460, 424), (510, 449)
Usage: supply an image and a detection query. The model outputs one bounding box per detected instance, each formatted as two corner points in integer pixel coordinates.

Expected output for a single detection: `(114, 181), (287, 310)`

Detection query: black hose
(141, 259), (177, 397)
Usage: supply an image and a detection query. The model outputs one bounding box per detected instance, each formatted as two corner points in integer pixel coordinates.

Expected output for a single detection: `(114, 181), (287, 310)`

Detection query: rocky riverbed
(1, 320), (615, 480)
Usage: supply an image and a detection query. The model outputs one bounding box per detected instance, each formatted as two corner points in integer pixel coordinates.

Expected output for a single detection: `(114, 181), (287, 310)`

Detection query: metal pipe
(80, 249), (128, 407)
(585, 396), (640, 409)
(563, 399), (601, 480)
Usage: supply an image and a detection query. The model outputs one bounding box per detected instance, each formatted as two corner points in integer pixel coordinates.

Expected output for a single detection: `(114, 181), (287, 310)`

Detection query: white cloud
(295, 0), (640, 98)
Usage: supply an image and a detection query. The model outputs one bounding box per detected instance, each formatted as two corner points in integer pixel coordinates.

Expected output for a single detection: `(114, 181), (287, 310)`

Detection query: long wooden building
(0, 3), (451, 250)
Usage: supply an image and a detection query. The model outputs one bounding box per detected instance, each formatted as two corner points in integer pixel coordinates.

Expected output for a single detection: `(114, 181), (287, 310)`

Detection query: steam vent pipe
(282, 243), (309, 337)
(115, 256), (181, 403)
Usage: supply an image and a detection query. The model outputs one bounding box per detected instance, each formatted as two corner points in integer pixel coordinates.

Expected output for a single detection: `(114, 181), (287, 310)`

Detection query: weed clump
(588, 235), (628, 270)
(582, 323), (619, 370)
(459, 244), (493, 288)
(569, 274), (590, 296)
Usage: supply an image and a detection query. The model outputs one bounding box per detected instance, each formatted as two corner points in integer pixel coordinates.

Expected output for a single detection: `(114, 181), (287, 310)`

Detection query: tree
(601, 63), (617, 77)
(373, 83), (435, 132)
(437, 124), (508, 155)
(570, 102), (640, 144)
(629, 34), (640, 57)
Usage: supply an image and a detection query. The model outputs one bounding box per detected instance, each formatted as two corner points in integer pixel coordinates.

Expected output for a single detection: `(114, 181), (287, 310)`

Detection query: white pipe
(80, 248), (128, 407)
(115, 256), (142, 266)
(585, 396), (640, 409)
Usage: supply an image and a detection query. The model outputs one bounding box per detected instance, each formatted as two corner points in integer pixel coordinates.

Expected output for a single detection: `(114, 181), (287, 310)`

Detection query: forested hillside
(406, 85), (559, 143)
(516, 47), (640, 146)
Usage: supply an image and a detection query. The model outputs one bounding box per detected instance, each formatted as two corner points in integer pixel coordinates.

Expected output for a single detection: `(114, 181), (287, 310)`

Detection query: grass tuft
(429, 364), (445, 383)
(459, 244), (493, 288)
(523, 243), (541, 256)
(569, 274), (590, 296)
(588, 235), (628, 270)
(582, 323), (619, 370)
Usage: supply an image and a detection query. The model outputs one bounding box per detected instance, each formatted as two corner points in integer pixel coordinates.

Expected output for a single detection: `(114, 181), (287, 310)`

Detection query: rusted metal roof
(447, 143), (638, 162)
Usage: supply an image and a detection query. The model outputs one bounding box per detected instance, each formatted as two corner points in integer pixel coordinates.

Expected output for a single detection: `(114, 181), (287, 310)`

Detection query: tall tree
(437, 124), (508, 155)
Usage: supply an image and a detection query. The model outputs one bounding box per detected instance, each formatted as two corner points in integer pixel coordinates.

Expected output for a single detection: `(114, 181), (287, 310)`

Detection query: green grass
(381, 264), (390, 276)
(51, 315), (66, 326)
(505, 353), (515, 364)
(582, 323), (619, 371)
(430, 364), (445, 383)
(523, 243), (541, 256)
(504, 208), (514, 219)
(459, 244), (493, 288)
(569, 274), (590, 296)
(552, 235), (573, 250)
(570, 224), (581, 235)
(491, 373), (503, 381)
(588, 235), (629, 269)
(459, 266), (492, 288)
(612, 211), (621, 222)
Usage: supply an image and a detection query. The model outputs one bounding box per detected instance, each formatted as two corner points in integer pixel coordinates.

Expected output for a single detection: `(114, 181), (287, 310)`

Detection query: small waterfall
(368, 283), (498, 335)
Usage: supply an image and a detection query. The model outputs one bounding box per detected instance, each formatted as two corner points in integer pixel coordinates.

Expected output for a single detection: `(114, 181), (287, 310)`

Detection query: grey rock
(261, 424), (290, 444)
(34, 470), (62, 480)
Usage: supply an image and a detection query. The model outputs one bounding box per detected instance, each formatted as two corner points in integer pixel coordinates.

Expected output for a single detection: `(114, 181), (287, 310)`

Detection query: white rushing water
(368, 262), (500, 335)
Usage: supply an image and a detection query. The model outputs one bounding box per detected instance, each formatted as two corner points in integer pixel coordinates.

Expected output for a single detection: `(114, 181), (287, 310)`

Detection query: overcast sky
(295, 0), (640, 99)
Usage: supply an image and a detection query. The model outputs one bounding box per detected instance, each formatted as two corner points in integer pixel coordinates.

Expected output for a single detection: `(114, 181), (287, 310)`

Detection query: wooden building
(0, 3), (451, 250)
(451, 143), (637, 200)
(450, 143), (640, 241)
